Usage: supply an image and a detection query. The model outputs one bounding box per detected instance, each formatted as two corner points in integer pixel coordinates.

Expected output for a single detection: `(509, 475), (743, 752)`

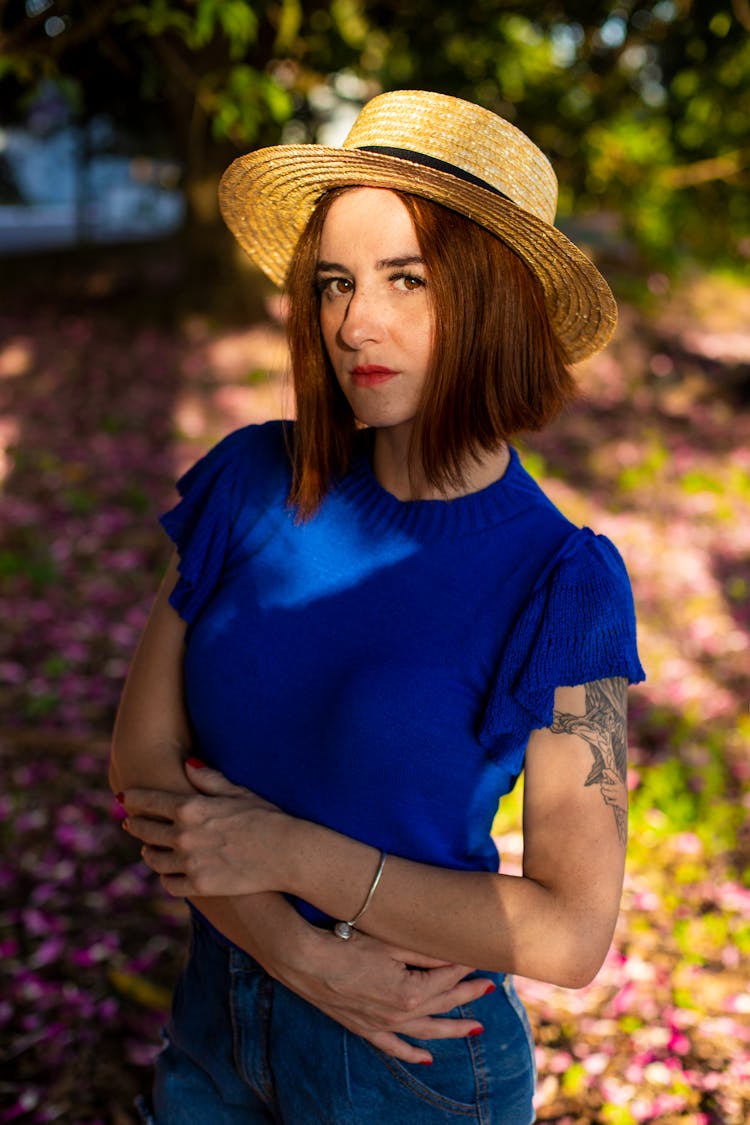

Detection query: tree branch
(659, 148), (750, 189)
(0, 0), (122, 60)
(731, 0), (750, 32)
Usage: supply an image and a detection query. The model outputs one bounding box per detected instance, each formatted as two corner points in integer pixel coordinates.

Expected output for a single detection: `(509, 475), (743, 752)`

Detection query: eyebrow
(315, 255), (425, 274)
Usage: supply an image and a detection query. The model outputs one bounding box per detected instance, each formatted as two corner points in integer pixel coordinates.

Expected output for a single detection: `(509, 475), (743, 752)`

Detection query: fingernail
(121, 818), (129, 831)
(186, 757), (207, 769)
(483, 983), (496, 996)
(115, 792), (125, 804)
(419, 1059), (433, 1065)
(469, 1026), (484, 1037)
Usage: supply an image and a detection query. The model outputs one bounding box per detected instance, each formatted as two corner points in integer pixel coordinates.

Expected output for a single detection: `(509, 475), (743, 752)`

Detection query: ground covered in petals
(1, 253), (748, 1124)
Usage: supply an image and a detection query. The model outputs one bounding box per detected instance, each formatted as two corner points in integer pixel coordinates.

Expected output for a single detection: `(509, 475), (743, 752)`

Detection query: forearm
(109, 738), (193, 796)
(193, 890), (331, 972)
(277, 686), (628, 987)
(122, 764), (617, 984)
(283, 820), (615, 987)
(192, 889), (495, 1067)
(114, 751), (287, 957)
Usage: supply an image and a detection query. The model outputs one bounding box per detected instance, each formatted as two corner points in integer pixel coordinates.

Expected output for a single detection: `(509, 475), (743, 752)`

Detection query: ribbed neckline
(334, 445), (541, 541)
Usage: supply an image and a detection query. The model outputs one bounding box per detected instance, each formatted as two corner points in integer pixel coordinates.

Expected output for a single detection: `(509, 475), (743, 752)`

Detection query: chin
(355, 412), (416, 435)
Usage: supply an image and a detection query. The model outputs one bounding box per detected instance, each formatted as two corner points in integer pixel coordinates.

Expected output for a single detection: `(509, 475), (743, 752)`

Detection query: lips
(351, 365), (398, 387)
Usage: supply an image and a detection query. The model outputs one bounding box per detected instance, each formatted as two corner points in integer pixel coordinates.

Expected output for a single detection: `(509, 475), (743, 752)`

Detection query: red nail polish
(483, 983), (496, 996)
(115, 792), (125, 804)
(469, 1026), (484, 1037)
(419, 1059), (433, 1065)
(186, 757), (207, 769)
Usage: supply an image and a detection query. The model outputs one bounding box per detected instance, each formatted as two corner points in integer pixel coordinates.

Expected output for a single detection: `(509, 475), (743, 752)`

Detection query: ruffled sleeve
(159, 428), (250, 624)
(479, 527), (645, 760)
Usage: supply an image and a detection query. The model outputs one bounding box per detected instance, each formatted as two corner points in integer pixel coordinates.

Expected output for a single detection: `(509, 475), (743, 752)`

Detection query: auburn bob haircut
(285, 188), (575, 519)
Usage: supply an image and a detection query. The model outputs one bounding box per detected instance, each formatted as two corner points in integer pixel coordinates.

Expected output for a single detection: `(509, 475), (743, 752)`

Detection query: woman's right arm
(110, 554), (492, 1062)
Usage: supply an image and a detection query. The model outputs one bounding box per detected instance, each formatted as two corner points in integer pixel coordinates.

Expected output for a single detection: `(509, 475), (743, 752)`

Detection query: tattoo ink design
(551, 678), (628, 846)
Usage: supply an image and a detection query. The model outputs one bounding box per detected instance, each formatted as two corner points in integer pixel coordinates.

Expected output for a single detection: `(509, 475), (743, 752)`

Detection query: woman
(112, 90), (645, 1124)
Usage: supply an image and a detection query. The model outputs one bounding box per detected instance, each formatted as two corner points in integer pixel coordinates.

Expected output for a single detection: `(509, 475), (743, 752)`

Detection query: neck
(372, 430), (510, 501)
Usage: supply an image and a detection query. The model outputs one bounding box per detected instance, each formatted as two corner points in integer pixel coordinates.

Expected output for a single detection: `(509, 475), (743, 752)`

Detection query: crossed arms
(110, 554), (629, 1062)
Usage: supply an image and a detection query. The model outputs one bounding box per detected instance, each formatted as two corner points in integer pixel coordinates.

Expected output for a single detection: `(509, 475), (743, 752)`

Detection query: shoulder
(503, 452), (637, 599)
(174, 419), (293, 505)
(479, 524), (645, 755)
(518, 527), (642, 681)
(500, 449), (579, 550)
(536, 526), (637, 601)
(160, 420), (293, 623)
(196, 418), (291, 476)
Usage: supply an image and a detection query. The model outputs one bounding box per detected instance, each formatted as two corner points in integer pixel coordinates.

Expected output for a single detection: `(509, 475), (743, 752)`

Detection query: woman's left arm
(123, 677), (629, 987)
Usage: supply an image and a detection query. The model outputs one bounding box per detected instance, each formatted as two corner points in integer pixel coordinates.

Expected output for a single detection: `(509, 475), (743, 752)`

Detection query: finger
(140, 844), (181, 875)
(184, 762), (249, 797)
(392, 1016), (484, 1040)
(437, 975), (497, 1011)
(361, 1030), (433, 1065)
(123, 815), (175, 847)
(382, 947), (457, 970)
(121, 788), (182, 820)
(405, 961), (478, 995)
(159, 873), (195, 897)
(391, 967), (494, 1021)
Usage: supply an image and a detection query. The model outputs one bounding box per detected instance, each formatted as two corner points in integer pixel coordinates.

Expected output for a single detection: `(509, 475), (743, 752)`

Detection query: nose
(337, 287), (384, 350)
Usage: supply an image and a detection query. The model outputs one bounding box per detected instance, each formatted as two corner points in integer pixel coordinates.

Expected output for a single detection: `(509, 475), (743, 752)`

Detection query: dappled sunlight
(202, 324), (289, 381)
(171, 322), (293, 476)
(1, 269), (749, 1121)
(0, 337), (33, 379)
(0, 415), (19, 483)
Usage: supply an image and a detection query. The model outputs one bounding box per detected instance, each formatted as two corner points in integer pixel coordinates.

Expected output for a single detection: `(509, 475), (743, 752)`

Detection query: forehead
(318, 188), (419, 251)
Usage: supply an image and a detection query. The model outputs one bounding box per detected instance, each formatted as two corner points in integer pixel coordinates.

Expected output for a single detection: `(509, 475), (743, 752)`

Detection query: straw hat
(219, 90), (617, 363)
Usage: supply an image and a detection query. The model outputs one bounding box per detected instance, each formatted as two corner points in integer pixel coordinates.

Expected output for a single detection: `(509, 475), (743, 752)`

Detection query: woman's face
(317, 188), (434, 443)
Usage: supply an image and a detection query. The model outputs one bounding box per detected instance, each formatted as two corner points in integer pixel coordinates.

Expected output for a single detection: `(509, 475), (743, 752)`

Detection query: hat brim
(219, 146), (617, 364)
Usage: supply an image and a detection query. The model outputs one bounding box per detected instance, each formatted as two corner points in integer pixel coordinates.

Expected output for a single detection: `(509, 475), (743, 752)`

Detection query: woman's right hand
(260, 920), (495, 1065)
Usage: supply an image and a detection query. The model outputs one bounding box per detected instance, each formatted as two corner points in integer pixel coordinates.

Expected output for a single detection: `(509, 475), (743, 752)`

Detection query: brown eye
(392, 274), (426, 292)
(315, 276), (353, 297)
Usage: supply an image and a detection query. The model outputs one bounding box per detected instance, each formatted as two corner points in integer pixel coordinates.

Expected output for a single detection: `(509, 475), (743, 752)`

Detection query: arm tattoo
(550, 678), (629, 846)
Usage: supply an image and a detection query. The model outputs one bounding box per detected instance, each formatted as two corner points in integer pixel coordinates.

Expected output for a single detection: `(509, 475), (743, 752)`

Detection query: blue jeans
(137, 913), (536, 1124)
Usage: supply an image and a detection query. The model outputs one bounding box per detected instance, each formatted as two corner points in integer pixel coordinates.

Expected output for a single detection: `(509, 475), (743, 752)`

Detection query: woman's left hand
(121, 761), (290, 898)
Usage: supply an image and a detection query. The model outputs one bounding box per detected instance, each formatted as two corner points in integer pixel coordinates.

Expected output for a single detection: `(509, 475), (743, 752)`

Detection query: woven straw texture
(219, 91), (617, 363)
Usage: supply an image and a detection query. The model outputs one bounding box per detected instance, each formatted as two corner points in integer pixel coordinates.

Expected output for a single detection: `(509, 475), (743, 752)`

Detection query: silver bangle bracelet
(333, 851), (387, 941)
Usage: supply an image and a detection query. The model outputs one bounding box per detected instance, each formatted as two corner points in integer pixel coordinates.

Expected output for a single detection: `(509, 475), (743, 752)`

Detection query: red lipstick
(351, 365), (397, 386)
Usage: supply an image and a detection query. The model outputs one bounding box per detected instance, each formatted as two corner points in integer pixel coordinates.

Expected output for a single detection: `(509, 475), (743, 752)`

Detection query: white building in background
(0, 118), (185, 255)
(0, 71), (375, 256)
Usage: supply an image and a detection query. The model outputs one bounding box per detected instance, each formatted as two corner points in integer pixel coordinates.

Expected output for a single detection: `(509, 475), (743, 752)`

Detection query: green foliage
(616, 431), (669, 492)
(117, 0), (196, 41)
(629, 738), (744, 862)
(245, 367), (273, 385)
(0, 0), (305, 165)
(209, 68), (293, 144)
(330, 0), (370, 48)
(115, 0), (289, 145)
(119, 0), (259, 57)
(1, 0), (748, 259)
(123, 484), (152, 515)
(561, 1061), (587, 1096)
(0, 545), (59, 592)
(514, 447), (548, 483)
(600, 1106), (637, 1125)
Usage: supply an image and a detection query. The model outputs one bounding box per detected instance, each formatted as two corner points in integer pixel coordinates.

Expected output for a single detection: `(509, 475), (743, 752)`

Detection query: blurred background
(0, 2), (748, 1122)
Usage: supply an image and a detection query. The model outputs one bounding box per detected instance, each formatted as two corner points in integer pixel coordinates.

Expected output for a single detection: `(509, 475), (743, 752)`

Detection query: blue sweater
(161, 421), (644, 924)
